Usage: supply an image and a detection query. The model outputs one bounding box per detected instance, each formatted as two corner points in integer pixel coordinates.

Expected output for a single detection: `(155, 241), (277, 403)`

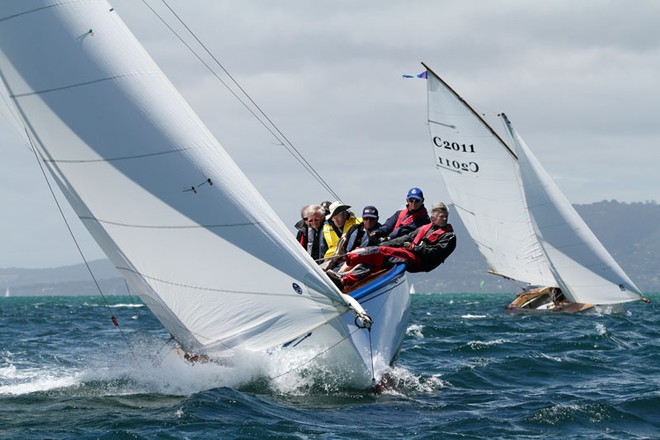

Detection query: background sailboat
(0, 1), (409, 385)
(423, 63), (646, 312)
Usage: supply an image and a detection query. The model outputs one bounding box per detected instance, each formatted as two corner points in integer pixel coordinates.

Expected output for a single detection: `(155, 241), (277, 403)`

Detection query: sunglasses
(407, 198), (422, 204)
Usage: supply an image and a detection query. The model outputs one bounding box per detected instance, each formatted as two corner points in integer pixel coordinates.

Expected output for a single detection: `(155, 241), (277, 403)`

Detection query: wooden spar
(421, 62), (518, 160)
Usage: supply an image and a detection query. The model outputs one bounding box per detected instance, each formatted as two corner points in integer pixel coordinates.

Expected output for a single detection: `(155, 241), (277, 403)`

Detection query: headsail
(503, 116), (642, 305)
(423, 64), (556, 287)
(0, 1), (353, 354)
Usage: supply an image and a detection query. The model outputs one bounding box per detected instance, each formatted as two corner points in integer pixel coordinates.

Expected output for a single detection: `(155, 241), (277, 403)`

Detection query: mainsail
(424, 64), (642, 306)
(424, 64), (555, 287)
(0, 1), (355, 354)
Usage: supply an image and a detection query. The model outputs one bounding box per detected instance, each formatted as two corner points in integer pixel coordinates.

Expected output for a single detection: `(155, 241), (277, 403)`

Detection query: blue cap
(362, 206), (379, 219)
(406, 187), (424, 200)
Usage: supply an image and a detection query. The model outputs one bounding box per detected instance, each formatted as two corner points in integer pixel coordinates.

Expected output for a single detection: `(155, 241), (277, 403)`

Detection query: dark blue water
(1, 292), (658, 439)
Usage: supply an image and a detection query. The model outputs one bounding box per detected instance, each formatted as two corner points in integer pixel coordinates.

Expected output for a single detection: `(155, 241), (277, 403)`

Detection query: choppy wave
(0, 293), (658, 439)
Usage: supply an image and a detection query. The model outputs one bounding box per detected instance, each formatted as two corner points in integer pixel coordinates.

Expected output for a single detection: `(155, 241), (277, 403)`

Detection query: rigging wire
(22, 127), (141, 365)
(0, 51), (144, 366)
(140, 0), (341, 201)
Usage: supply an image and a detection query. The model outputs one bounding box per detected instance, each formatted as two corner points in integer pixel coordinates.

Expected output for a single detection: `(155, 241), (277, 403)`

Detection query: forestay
(504, 118), (642, 305)
(0, 0), (354, 354)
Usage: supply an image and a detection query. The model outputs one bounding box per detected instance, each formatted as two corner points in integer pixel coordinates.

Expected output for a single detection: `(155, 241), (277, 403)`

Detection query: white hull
(280, 265), (410, 385)
(0, 2), (412, 389)
(178, 266), (411, 387)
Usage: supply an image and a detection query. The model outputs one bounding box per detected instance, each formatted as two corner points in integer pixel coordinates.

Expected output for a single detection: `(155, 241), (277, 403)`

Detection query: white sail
(425, 63), (642, 307)
(505, 119), (642, 305)
(424, 66), (556, 286)
(0, 1), (354, 355)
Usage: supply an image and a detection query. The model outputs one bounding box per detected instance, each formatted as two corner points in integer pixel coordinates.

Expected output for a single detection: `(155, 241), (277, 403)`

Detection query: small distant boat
(4, 287), (8, 298)
(0, 1), (410, 386)
(409, 284), (416, 294)
(423, 63), (647, 313)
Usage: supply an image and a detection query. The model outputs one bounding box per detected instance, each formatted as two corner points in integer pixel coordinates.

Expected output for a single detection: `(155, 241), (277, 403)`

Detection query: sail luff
(0, 0), (353, 354)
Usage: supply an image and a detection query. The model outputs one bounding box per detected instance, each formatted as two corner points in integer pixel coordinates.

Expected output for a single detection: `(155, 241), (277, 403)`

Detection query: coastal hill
(1, 200), (658, 296)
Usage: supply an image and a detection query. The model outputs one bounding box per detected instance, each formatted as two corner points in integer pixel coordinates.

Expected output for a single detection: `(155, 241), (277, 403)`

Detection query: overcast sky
(0, 0), (658, 269)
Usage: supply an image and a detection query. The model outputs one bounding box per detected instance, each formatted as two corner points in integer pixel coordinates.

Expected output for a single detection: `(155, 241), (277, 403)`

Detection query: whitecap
(467, 338), (509, 350)
(406, 324), (424, 338)
(0, 366), (84, 396)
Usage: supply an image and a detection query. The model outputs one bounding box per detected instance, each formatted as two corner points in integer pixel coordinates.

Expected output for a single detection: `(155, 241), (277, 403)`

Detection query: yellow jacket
(323, 213), (362, 258)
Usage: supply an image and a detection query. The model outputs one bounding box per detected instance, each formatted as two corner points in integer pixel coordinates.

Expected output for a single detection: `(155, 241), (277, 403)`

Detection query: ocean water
(0, 292), (658, 439)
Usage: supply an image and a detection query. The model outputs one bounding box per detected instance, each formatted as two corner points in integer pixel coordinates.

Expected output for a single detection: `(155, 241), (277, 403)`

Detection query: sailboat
(0, 1), (411, 386)
(423, 63), (647, 313)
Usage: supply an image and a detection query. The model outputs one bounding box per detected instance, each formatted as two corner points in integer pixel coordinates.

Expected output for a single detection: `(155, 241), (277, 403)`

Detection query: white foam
(0, 365), (84, 396)
(467, 338), (509, 349)
(0, 337), (428, 397)
(406, 324), (424, 339)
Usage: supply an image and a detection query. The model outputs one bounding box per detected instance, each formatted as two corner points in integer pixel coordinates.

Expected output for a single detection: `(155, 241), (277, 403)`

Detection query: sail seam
(0, 2), (65, 23)
(116, 266), (317, 297)
(10, 73), (156, 99)
(44, 147), (192, 163)
(80, 217), (261, 229)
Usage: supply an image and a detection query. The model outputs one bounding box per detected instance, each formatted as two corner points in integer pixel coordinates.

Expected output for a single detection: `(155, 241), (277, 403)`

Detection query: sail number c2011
(432, 136), (479, 173)
(433, 136), (475, 153)
(436, 156), (479, 173)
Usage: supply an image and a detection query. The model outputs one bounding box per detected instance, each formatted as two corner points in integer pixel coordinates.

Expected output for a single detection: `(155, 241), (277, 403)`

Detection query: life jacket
(412, 223), (454, 246)
(393, 206), (428, 231)
(294, 219), (307, 247)
(323, 213), (361, 258)
(306, 227), (325, 260)
(297, 228), (307, 247)
(339, 220), (377, 254)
